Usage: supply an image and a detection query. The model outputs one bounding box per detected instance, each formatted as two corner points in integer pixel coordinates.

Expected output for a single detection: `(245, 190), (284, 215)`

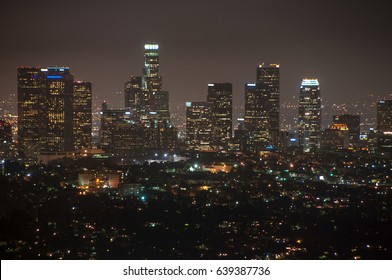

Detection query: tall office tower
(298, 79), (321, 152)
(207, 83), (232, 151)
(256, 63), (280, 137)
(333, 114), (360, 145)
(139, 43), (170, 122)
(143, 43), (162, 92)
(124, 76), (142, 115)
(44, 67), (74, 153)
(185, 101), (213, 151)
(244, 82), (269, 152)
(17, 67), (47, 158)
(377, 99), (392, 152)
(73, 81), (92, 151)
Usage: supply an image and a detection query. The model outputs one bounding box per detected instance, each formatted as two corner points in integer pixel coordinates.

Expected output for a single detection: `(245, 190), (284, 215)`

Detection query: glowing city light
(144, 44), (159, 50)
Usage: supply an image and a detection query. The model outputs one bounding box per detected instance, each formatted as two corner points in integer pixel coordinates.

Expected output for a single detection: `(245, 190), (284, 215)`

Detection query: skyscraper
(298, 78), (321, 152)
(140, 43), (170, 122)
(17, 67), (46, 158)
(143, 43), (162, 92)
(256, 64), (280, 140)
(73, 81), (92, 151)
(207, 83), (232, 151)
(186, 101), (213, 151)
(244, 82), (269, 152)
(44, 67), (74, 153)
(244, 63), (280, 152)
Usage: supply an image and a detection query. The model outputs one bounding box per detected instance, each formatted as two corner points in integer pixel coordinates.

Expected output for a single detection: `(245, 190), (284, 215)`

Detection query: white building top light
(301, 79), (319, 86)
(144, 44), (159, 50)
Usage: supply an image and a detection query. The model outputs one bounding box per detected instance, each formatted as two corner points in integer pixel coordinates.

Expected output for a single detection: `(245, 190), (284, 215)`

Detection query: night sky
(1, 0), (391, 110)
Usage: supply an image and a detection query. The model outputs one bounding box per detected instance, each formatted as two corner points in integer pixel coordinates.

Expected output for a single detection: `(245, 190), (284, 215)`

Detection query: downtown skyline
(1, 0), (392, 111)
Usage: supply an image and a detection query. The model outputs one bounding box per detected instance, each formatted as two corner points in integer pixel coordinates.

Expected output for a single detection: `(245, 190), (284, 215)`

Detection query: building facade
(186, 101), (213, 151)
(99, 102), (133, 153)
(321, 124), (349, 151)
(124, 76), (142, 118)
(73, 81), (92, 151)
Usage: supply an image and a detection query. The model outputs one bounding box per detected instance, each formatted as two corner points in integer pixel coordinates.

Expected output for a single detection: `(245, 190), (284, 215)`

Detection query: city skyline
(1, 0), (392, 262)
(1, 0), (392, 110)
(13, 43), (391, 159)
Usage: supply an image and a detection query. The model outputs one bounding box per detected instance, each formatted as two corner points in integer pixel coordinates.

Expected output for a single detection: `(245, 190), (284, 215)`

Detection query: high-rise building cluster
(12, 44), (392, 163)
(17, 67), (92, 159)
(186, 64), (282, 153)
(185, 83), (233, 151)
(185, 63), (390, 154)
(100, 43), (177, 158)
(15, 44), (178, 161)
(186, 64), (281, 153)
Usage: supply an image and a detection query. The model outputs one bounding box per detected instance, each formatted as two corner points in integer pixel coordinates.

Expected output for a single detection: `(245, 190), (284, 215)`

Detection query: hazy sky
(1, 0), (391, 109)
